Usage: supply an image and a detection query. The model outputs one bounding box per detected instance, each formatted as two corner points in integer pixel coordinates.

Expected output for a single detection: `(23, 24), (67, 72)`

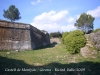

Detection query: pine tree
(74, 13), (95, 33)
(3, 5), (21, 22)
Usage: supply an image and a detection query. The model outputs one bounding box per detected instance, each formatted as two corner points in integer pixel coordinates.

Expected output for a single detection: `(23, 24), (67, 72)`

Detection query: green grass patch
(0, 44), (100, 75)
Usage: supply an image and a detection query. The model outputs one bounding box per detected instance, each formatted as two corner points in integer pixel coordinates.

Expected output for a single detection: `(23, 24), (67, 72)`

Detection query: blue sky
(0, 0), (100, 33)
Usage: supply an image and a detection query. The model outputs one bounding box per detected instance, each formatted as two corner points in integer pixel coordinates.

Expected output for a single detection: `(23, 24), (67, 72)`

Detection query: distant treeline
(50, 31), (62, 38)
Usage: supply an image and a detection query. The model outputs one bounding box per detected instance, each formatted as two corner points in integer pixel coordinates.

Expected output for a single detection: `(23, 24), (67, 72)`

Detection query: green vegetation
(93, 28), (100, 33)
(62, 30), (86, 54)
(62, 32), (69, 44)
(74, 13), (95, 33)
(50, 31), (62, 38)
(0, 44), (100, 75)
(3, 5), (21, 22)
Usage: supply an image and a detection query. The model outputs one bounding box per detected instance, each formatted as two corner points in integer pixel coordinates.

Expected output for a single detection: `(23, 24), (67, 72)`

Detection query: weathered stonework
(0, 20), (50, 50)
(89, 31), (100, 50)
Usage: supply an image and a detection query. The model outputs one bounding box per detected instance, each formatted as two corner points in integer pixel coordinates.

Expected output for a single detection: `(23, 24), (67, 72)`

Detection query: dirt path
(80, 34), (98, 58)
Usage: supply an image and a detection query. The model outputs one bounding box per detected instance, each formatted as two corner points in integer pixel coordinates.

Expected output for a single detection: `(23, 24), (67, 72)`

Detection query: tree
(50, 31), (62, 38)
(3, 5), (21, 22)
(74, 13), (95, 33)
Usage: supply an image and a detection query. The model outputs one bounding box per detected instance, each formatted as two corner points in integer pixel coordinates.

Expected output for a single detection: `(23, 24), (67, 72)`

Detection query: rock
(15, 50), (19, 52)
(6, 52), (10, 54)
(90, 31), (100, 50)
(80, 46), (97, 58)
(33, 63), (43, 66)
(80, 34), (98, 58)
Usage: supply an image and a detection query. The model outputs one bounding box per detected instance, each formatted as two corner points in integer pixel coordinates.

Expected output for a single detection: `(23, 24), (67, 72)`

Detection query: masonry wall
(30, 25), (50, 49)
(0, 20), (50, 50)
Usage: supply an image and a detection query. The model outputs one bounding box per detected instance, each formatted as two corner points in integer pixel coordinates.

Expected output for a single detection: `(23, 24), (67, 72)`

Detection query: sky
(0, 0), (100, 33)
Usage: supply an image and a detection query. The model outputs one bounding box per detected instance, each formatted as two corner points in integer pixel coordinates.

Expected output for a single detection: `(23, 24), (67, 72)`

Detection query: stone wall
(89, 31), (100, 50)
(0, 20), (50, 50)
(30, 25), (50, 49)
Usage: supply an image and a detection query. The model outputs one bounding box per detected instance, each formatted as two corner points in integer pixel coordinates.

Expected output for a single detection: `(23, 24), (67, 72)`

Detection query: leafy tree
(74, 13), (95, 33)
(3, 5), (21, 22)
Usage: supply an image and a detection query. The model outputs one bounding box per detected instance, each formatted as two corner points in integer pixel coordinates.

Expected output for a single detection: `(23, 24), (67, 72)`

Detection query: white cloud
(75, 15), (80, 19)
(61, 24), (76, 32)
(31, 0), (51, 5)
(67, 17), (74, 23)
(31, 0), (41, 5)
(87, 6), (100, 18)
(34, 10), (68, 23)
(31, 10), (76, 33)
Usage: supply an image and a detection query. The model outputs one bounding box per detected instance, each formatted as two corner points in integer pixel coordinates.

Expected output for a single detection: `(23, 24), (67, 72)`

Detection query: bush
(62, 32), (69, 44)
(63, 30), (86, 54)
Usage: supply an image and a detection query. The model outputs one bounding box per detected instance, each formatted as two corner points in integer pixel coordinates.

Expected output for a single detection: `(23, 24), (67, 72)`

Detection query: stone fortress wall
(0, 20), (50, 50)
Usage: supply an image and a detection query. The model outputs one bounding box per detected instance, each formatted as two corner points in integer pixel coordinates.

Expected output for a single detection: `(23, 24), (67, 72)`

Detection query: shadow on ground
(0, 56), (100, 75)
(34, 42), (57, 50)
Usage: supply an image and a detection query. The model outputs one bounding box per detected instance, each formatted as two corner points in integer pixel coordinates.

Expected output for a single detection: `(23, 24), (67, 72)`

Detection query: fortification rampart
(0, 20), (50, 50)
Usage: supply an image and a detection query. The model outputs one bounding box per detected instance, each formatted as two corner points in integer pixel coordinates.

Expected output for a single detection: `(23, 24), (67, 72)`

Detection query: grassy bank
(0, 44), (100, 75)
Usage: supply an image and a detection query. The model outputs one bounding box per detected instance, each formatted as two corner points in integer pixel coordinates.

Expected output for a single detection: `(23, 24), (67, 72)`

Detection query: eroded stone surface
(0, 20), (50, 50)
(80, 34), (98, 58)
(80, 47), (97, 58)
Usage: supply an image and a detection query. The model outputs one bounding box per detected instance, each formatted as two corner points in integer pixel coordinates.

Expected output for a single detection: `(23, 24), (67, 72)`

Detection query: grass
(0, 44), (100, 75)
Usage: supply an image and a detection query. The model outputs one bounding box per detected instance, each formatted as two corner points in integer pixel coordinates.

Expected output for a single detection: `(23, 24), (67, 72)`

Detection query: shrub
(62, 32), (69, 44)
(63, 30), (86, 54)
